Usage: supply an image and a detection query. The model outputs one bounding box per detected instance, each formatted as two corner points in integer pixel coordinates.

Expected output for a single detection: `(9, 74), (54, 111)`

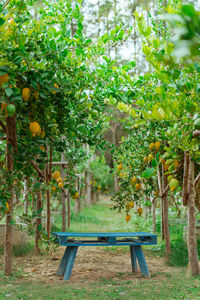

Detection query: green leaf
(5, 87), (13, 97)
(0, 18), (5, 26)
(142, 168), (155, 179)
(182, 5), (196, 17)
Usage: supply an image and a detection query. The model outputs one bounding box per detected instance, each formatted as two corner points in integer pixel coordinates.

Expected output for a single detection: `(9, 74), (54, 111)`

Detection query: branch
(195, 172), (200, 187)
(30, 160), (44, 180)
(182, 151), (189, 206)
(49, 147), (52, 181)
(1, 0), (11, 12)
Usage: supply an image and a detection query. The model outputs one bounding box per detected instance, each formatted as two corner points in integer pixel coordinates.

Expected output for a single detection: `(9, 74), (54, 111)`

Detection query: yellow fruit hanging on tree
(58, 182), (64, 188)
(52, 171), (61, 180)
(135, 182), (142, 191)
(0, 73), (9, 86)
(73, 192), (79, 199)
(57, 177), (63, 184)
(131, 176), (137, 184)
(125, 203), (130, 210)
(52, 186), (56, 192)
(155, 141), (161, 151)
(130, 201), (134, 208)
(143, 156), (148, 164)
(117, 164), (122, 171)
(149, 143), (155, 151)
(5, 202), (9, 213)
(22, 88), (31, 101)
(126, 214), (131, 222)
(52, 83), (59, 94)
(1, 102), (8, 117)
(138, 207), (143, 216)
(29, 121), (41, 137)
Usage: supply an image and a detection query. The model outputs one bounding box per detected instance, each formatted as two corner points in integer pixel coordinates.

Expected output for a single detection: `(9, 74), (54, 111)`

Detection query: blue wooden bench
(52, 232), (157, 281)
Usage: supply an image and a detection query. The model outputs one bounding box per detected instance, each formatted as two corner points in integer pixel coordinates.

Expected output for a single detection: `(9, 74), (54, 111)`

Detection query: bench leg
(134, 245), (150, 277)
(56, 246), (71, 276)
(63, 246), (78, 280)
(130, 245), (138, 272)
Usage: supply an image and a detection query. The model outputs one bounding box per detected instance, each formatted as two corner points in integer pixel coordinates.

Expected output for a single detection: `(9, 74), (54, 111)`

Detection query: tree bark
(35, 189), (42, 255)
(45, 149), (51, 239)
(24, 177), (29, 215)
(183, 151), (189, 206)
(162, 166), (171, 256)
(61, 153), (66, 232)
(4, 116), (16, 275)
(152, 198), (156, 233)
(187, 157), (200, 275)
(157, 165), (165, 240)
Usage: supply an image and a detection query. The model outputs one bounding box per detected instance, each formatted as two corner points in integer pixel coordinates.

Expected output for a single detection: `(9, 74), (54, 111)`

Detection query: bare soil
(2, 246), (183, 285)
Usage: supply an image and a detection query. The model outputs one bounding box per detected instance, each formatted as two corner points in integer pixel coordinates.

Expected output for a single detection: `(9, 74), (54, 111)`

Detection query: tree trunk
(162, 166), (171, 256)
(152, 198), (156, 233)
(35, 189), (42, 255)
(45, 151), (51, 239)
(24, 177), (29, 215)
(61, 153), (66, 232)
(187, 157), (200, 275)
(157, 165), (165, 240)
(4, 116), (16, 275)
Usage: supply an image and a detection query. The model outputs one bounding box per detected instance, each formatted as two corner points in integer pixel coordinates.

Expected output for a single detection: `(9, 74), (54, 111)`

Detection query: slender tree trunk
(162, 166), (171, 256)
(157, 165), (165, 240)
(35, 189), (42, 255)
(46, 149), (51, 239)
(152, 198), (156, 233)
(187, 157), (200, 275)
(24, 177), (29, 215)
(67, 167), (71, 228)
(61, 153), (66, 232)
(183, 151), (189, 206)
(4, 116), (16, 275)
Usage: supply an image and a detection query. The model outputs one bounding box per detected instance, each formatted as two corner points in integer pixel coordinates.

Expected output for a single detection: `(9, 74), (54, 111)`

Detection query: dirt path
(8, 245), (182, 285)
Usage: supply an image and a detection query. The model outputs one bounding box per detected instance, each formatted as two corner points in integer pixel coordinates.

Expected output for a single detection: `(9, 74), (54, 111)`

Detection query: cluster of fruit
(143, 141), (161, 164)
(52, 171), (64, 190)
(161, 151), (180, 192)
(125, 202), (143, 222)
(130, 175), (142, 191)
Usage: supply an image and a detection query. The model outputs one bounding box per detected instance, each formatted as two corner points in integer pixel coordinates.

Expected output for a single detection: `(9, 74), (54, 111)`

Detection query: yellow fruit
(58, 182), (64, 188)
(57, 177), (63, 184)
(125, 203), (130, 210)
(126, 214), (131, 222)
(29, 121), (41, 137)
(174, 159), (179, 169)
(149, 143), (155, 151)
(1, 102), (8, 116)
(52, 83), (59, 94)
(148, 154), (154, 160)
(131, 176), (137, 184)
(0, 73), (9, 86)
(130, 201), (134, 208)
(119, 172), (123, 178)
(155, 141), (161, 151)
(52, 171), (61, 180)
(117, 164), (122, 171)
(143, 156), (148, 164)
(154, 190), (159, 197)
(5, 202), (9, 213)
(138, 207), (143, 216)
(22, 88), (31, 101)
(52, 186), (56, 192)
(73, 192), (79, 199)
(135, 183), (142, 191)
(169, 178), (179, 192)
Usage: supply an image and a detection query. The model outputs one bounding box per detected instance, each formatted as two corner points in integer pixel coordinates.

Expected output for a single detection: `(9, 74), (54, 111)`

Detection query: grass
(0, 272), (200, 299)
(0, 197), (200, 299)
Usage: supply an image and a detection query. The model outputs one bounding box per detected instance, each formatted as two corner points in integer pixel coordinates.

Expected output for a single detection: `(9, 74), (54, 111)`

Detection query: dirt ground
(2, 246), (182, 285)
